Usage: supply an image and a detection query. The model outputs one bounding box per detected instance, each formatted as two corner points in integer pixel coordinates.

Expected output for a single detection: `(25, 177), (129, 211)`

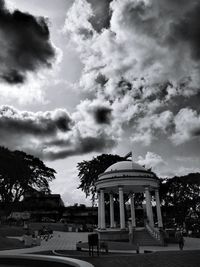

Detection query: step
(133, 229), (162, 246)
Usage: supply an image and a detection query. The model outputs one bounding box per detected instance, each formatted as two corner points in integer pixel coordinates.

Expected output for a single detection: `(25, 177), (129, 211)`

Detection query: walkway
(0, 231), (88, 255)
(0, 231), (200, 255)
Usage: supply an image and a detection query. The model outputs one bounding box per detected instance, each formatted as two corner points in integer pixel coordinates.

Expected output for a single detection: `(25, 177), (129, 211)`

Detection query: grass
(0, 225), (25, 250)
(34, 250), (200, 267)
(0, 225), (25, 237)
(0, 236), (25, 250)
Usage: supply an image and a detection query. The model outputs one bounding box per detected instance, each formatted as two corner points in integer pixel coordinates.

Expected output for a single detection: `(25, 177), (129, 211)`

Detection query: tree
(0, 147), (56, 203)
(77, 154), (125, 201)
(159, 173), (200, 227)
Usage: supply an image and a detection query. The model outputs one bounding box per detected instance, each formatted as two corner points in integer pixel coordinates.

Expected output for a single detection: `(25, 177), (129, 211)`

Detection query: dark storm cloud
(119, 0), (200, 64)
(0, 106), (72, 136)
(94, 106), (112, 124)
(78, 27), (93, 39)
(0, 0), (55, 84)
(0, 105), (117, 160)
(87, 0), (112, 33)
(168, 3), (200, 60)
(191, 128), (200, 137)
(95, 73), (108, 86)
(44, 134), (116, 161)
(1, 70), (24, 84)
(117, 79), (132, 96)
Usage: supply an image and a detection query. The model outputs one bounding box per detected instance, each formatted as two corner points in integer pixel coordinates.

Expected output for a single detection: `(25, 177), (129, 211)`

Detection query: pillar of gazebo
(97, 187), (161, 231)
(119, 187), (125, 229)
(145, 187), (154, 227)
(98, 191), (101, 229)
(155, 189), (163, 228)
(109, 193), (114, 228)
(130, 193), (136, 228)
(100, 189), (105, 229)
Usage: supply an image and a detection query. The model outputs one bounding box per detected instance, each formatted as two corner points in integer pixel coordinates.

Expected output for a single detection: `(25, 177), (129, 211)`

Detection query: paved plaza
(0, 231), (200, 255)
(0, 232), (88, 255)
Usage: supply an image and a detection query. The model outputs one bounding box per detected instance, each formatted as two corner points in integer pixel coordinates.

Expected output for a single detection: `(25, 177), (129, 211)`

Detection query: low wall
(96, 229), (129, 241)
(29, 223), (82, 232)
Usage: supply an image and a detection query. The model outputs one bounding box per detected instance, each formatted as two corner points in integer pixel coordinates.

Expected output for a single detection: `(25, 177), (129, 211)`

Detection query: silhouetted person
(175, 229), (185, 250)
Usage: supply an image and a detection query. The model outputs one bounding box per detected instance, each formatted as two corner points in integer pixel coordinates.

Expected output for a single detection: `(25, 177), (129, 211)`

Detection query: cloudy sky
(1, 0), (200, 205)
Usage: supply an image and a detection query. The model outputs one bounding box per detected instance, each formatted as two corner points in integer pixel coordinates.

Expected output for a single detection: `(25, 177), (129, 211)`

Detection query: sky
(0, 0), (200, 206)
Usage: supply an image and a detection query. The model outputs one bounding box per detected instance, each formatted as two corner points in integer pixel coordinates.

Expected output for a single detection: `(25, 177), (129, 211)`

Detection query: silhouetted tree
(0, 147), (56, 203)
(77, 154), (125, 201)
(160, 173), (200, 226)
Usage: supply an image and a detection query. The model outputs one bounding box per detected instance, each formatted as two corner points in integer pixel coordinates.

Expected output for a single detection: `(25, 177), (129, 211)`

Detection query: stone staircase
(133, 228), (163, 246)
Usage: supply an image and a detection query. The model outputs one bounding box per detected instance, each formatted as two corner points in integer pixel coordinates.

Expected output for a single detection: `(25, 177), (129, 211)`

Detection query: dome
(105, 161), (146, 173)
(96, 160), (159, 193)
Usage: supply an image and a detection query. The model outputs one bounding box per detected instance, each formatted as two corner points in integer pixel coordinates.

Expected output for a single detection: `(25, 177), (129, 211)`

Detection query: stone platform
(95, 228), (129, 242)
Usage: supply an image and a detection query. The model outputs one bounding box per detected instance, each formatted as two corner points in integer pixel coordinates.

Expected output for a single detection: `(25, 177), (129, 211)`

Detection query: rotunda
(95, 159), (163, 243)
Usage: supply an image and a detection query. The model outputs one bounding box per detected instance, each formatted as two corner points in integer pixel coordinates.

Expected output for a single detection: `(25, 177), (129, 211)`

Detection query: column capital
(118, 186), (124, 191)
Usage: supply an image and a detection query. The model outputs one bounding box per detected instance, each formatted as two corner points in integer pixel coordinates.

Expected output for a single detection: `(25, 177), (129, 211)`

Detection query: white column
(100, 189), (105, 229)
(98, 191), (101, 229)
(155, 189), (163, 228)
(109, 193), (114, 228)
(119, 187), (125, 229)
(130, 194), (136, 228)
(145, 187), (154, 227)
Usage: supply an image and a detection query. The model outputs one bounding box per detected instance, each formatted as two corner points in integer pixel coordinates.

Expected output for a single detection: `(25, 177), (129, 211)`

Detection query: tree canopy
(0, 147), (56, 203)
(159, 173), (200, 226)
(77, 154), (125, 200)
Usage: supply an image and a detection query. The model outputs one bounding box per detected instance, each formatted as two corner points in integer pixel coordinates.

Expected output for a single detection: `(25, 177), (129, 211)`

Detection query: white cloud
(171, 108), (200, 145)
(63, 0), (200, 150)
(131, 111), (174, 145)
(0, 103), (119, 160)
(137, 151), (166, 170)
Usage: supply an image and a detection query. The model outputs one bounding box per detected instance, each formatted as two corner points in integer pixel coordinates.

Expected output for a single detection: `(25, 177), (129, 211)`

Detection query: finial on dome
(124, 150), (134, 160)
(124, 150), (134, 168)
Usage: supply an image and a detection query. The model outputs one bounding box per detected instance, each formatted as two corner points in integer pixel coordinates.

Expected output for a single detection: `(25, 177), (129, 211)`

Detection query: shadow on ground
(33, 250), (200, 267)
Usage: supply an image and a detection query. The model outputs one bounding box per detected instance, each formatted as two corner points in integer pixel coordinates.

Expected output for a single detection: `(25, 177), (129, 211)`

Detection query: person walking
(175, 228), (185, 250)
(178, 233), (185, 250)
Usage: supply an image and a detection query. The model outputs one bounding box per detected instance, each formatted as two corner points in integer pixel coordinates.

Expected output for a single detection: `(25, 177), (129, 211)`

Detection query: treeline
(0, 147), (56, 203)
(160, 173), (200, 226)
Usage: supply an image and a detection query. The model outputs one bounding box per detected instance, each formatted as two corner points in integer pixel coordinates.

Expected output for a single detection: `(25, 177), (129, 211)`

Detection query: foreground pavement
(0, 231), (200, 255)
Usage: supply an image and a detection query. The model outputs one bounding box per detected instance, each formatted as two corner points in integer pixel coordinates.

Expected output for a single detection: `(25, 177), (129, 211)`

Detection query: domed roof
(105, 161), (146, 172)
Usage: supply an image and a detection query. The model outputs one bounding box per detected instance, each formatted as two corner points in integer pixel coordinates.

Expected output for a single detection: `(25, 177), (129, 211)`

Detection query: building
(19, 188), (65, 222)
(62, 204), (98, 229)
(95, 159), (164, 245)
